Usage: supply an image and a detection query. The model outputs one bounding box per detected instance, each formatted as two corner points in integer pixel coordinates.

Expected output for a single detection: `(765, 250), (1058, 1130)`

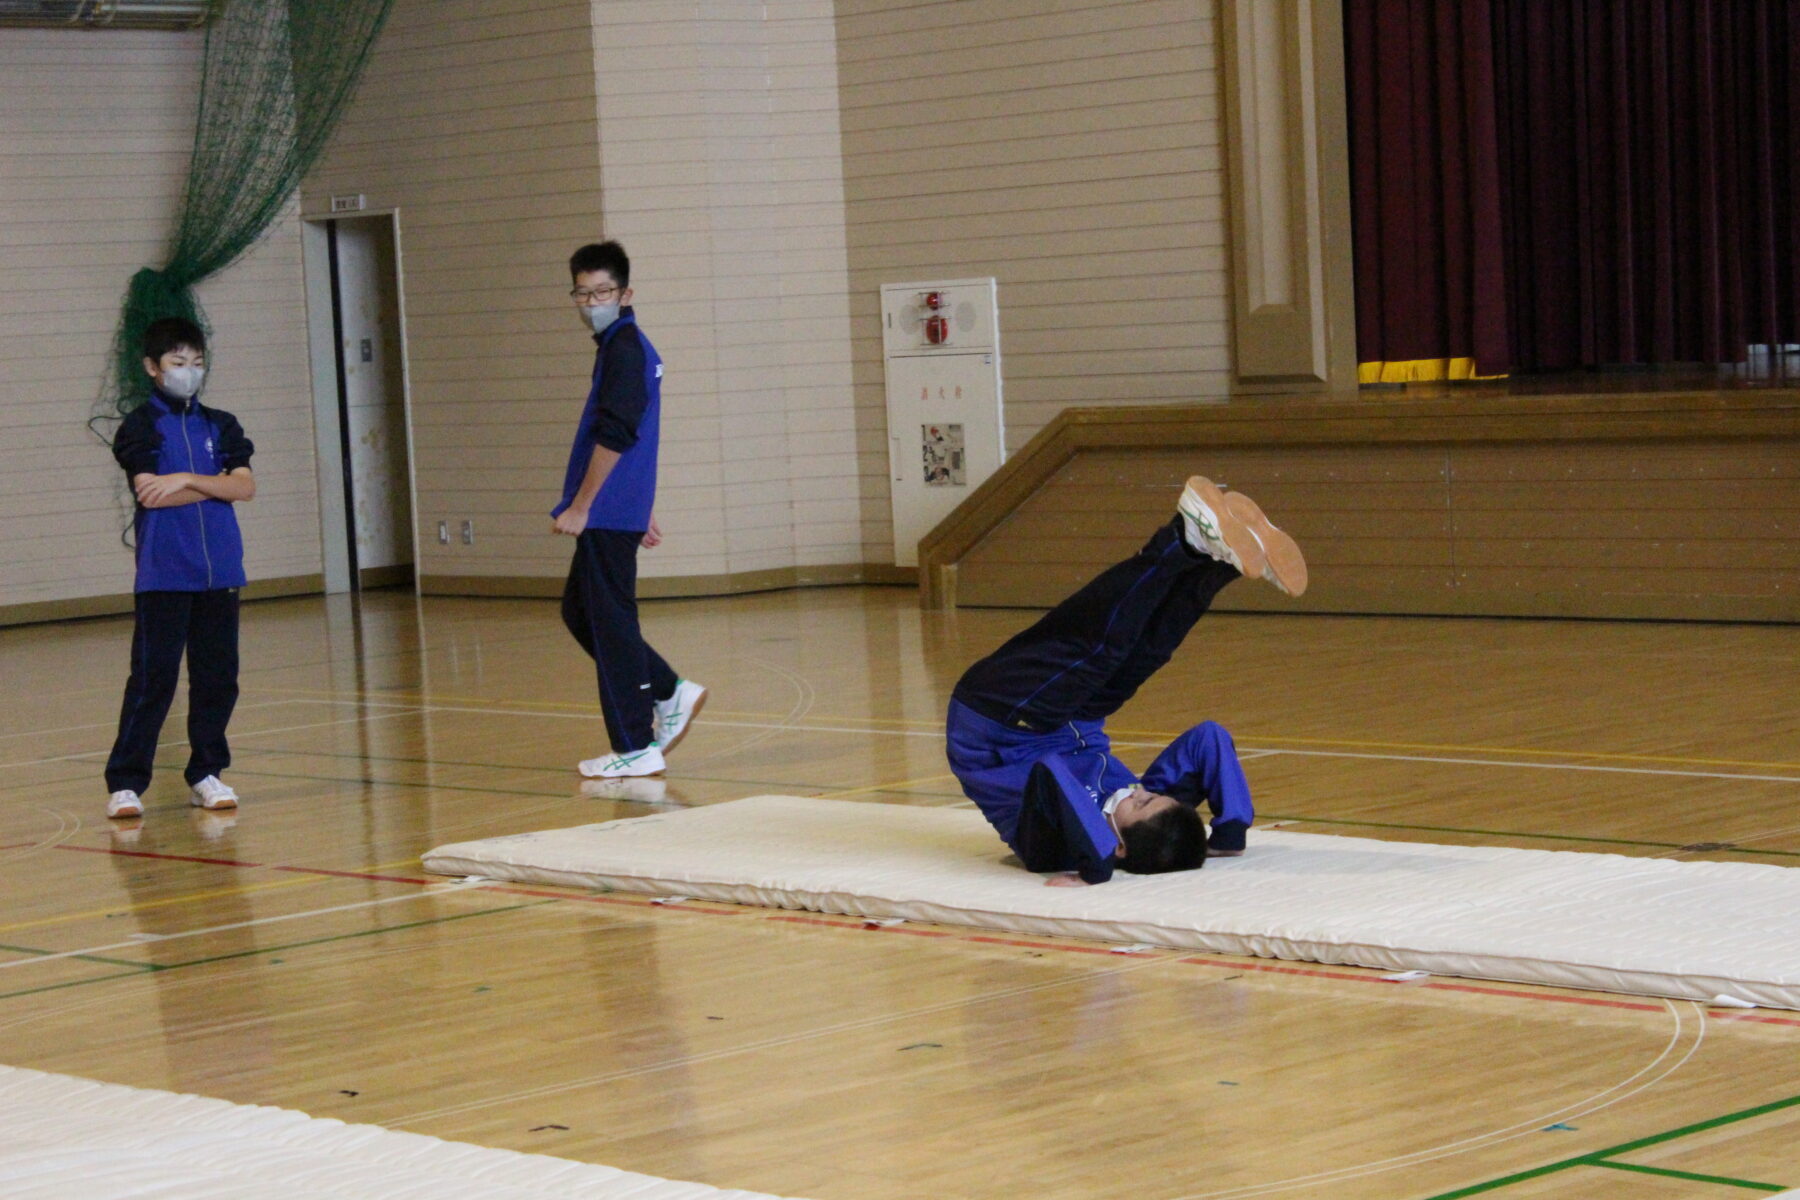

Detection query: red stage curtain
(1346, 0), (1511, 382)
(1495, 0), (1800, 368)
(1346, 0), (1800, 376)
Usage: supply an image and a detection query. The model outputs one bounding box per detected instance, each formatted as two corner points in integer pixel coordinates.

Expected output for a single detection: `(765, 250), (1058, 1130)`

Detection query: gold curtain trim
(1358, 357), (1508, 383)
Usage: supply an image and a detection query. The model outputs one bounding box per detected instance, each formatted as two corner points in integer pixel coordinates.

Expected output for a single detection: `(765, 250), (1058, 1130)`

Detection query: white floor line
(276, 696), (1800, 786)
(0, 699), (303, 745)
(0, 878), (489, 972)
(0, 704), (425, 774)
(1240, 746), (1800, 785)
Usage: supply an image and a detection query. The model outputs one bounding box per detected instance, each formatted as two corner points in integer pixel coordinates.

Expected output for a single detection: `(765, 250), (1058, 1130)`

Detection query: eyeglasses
(570, 285), (621, 304)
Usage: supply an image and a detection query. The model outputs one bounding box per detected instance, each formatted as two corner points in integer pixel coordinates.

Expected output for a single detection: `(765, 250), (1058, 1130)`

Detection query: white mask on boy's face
(582, 300), (621, 334)
(160, 365), (205, 399)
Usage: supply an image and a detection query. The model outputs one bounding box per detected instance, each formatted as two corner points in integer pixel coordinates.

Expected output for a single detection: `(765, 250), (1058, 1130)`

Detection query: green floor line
(162, 900), (554, 971)
(0, 941), (157, 972)
(0, 902), (548, 1003)
(1419, 1091), (1800, 1199)
(1587, 1159), (1788, 1191)
(1266, 813), (1800, 860)
(0, 969), (154, 1004)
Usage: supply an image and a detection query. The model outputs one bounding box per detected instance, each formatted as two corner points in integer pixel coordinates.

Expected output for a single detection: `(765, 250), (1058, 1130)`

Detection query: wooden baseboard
(417, 562), (917, 601)
(358, 564), (415, 590)
(0, 574), (327, 629)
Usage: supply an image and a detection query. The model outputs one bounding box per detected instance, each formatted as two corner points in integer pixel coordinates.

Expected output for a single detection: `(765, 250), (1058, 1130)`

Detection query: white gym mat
(0, 1063), (803, 1200)
(425, 795), (1800, 1009)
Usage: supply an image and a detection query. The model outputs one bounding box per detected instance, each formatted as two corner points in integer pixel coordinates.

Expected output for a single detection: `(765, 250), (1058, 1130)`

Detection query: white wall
(590, 0), (862, 580)
(0, 29), (321, 615)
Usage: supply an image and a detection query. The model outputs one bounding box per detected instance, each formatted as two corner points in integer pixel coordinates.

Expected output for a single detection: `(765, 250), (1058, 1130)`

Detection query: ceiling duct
(0, 0), (213, 28)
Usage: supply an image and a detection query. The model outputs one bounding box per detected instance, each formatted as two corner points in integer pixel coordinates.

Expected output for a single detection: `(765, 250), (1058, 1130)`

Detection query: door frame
(300, 209), (421, 595)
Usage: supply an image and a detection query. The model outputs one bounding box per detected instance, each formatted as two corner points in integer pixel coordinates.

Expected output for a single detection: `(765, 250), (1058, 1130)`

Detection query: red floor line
(55, 845), (264, 868)
(769, 915), (953, 938)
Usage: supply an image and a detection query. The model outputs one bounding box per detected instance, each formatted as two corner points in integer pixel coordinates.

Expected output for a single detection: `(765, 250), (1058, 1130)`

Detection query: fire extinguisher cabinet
(878, 277), (1004, 567)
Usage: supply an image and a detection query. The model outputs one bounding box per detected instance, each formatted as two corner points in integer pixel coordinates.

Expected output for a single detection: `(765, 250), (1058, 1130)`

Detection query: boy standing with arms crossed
(105, 317), (256, 819)
(554, 241), (705, 778)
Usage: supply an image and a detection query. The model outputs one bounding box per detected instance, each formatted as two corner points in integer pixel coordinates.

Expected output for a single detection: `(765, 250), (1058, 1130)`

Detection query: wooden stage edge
(921, 388), (1800, 622)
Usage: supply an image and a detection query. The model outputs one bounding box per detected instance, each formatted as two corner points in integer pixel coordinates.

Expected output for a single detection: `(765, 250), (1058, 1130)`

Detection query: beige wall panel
(588, 0), (862, 582)
(836, 0), (1229, 565)
(946, 423), (1800, 620)
(301, 0), (607, 585)
(0, 30), (321, 617)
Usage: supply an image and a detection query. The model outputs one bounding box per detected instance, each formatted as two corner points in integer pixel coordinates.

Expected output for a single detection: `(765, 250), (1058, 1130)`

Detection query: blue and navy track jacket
(112, 389), (253, 593)
(946, 699), (1257, 883)
(552, 308), (662, 533)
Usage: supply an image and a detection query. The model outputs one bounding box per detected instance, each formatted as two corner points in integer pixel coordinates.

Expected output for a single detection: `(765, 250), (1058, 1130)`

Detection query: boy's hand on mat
(641, 516), (663, 548)
(552, 506), (589, 536)
(1044, 872), (1090, 887)
(135, 472), (193, 507)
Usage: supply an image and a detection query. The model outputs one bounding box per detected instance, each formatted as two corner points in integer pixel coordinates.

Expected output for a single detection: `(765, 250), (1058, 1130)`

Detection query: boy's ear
(142, 356), (160, 378)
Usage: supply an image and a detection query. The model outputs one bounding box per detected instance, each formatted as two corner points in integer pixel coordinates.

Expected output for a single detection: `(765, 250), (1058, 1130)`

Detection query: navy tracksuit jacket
(946, 519), (1256, 883)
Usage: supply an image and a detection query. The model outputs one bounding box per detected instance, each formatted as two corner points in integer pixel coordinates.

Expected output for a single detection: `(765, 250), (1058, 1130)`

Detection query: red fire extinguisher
(922, 290), (950, 344)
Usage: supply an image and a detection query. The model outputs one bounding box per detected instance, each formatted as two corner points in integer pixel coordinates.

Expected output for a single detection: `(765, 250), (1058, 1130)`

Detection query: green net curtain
(98, 0), (393, 423)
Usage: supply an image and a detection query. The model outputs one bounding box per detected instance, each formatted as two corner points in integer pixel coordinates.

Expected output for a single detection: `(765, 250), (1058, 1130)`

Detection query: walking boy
(553, 241), (705, 778)
(104, 317), (256, 819)
(945, 477), (1306, 885)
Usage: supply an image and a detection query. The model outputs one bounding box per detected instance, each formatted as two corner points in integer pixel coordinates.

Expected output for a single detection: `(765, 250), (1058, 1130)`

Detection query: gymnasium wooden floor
(1, 584), (1796, 1199)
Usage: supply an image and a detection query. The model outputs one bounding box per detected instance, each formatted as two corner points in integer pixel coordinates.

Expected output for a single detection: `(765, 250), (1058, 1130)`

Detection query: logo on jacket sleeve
(655, 364), (664, 378)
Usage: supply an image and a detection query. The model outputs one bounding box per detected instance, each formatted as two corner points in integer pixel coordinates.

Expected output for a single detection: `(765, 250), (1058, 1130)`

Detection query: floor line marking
(392, 701), (1800, 784)
(1583, 1159), (1787, 1191)
(0, 854), (430, 937)
(1241, 746), (1800, 785)
(0, 904), (539, 1004)
(0, 704), (425, 773)
(0, 699), (302, 745)
(1416, 1090), (1800, 1200)
(274, 691), (1800, 772)
(0, 879), (488, 972)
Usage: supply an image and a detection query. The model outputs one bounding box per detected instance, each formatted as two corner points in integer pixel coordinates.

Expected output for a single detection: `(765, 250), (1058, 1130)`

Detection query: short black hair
(1119, 803), (1207, 875)
(569, 240), (629, 287)
(142, 317), (206, 362)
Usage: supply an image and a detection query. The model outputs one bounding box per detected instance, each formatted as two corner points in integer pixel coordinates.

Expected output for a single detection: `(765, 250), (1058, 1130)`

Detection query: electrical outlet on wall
(437, 520), (450, 545)
(461, 520), (475, 545)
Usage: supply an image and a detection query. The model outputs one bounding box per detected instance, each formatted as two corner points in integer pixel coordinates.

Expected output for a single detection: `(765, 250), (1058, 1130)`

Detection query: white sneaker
(106, 789), (143, 819)
(654, 679), (707, 753)
(1223, 491), (1308, 597)
(189, 775), (239, 811)
(578, 744), (666, 778)
(1177, 475), (1266, 578)
(579, 777), (670, 804)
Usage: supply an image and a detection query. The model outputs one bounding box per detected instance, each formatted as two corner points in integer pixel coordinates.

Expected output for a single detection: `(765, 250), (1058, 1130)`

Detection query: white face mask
(160, 365), (205, 399)
(582, 300), (620, 334)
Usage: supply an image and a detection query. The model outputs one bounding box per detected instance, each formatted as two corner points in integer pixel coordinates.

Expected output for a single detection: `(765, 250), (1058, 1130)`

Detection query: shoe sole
(190, 795), (238, 811)
(1182, 476), (1266, 579)
(578, 758), (666, 779)
(107, 804), (143, 820)
(1223, 491), (1308, 597)
(658, 686), (707, 754)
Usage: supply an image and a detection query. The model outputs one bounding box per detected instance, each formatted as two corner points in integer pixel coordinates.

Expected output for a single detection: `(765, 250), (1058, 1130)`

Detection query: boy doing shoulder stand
(104, 317), (256, 819)
(946, 477), (1306, 885)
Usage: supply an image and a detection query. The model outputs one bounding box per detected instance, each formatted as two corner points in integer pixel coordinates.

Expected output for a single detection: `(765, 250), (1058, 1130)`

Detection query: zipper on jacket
(180, 407), (215, 589)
